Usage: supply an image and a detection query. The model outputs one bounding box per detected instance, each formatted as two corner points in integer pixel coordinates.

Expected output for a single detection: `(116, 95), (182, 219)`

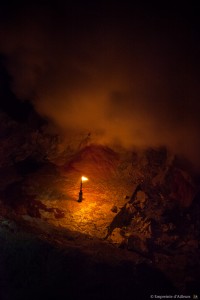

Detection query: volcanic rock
(111, 205), (118, 213)
(109, 228), (125, 245)
(127, 235), (149, 254)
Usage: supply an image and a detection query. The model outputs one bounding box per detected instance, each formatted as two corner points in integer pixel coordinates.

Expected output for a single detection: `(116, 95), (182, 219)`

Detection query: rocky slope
(0, 108), (200, 297)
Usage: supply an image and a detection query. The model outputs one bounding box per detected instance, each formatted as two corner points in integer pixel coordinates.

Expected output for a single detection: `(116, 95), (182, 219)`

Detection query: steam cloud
(0, 3), (200, 164)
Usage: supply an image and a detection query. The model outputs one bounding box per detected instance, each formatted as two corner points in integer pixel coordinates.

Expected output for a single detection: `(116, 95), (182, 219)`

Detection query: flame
(81, 176), (88, 182)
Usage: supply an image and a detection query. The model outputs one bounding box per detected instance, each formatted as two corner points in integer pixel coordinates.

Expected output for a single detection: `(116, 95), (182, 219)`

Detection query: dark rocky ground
(0, 218), (177, 300)
(0, 81), (200, 299)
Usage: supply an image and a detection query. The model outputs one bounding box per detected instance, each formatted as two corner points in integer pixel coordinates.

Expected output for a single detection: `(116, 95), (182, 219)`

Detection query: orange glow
(81, 176), (88, 182)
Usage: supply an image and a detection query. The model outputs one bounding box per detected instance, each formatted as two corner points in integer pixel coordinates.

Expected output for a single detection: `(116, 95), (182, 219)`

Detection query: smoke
(0, 3), (200, 164)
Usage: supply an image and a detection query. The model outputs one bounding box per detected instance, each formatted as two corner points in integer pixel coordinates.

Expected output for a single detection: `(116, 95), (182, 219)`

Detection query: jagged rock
(140, 220), (152, 234)
(105, 186), (141, 239)
(127, 235), (149, 254)
(109, 228), (125, 244)
(128, 213), (152, 239)
(111, 205), (118, 213)
(126, 203), (137, 214)
(135, 191), (146, 203)
(134, 191), (147, 210)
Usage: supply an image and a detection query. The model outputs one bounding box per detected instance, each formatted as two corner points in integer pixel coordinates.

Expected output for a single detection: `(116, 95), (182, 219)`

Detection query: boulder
(109, 228), (125, 244)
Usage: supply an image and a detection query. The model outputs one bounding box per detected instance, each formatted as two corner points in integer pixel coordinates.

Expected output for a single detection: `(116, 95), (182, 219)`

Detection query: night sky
(0, 2), (200, 164)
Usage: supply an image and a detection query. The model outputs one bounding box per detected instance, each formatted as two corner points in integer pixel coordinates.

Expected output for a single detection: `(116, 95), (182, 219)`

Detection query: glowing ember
(81, 176), (88, 182)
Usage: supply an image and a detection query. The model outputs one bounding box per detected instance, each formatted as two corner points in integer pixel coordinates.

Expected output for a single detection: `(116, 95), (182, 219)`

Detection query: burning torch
(78, 176), (88, 202)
